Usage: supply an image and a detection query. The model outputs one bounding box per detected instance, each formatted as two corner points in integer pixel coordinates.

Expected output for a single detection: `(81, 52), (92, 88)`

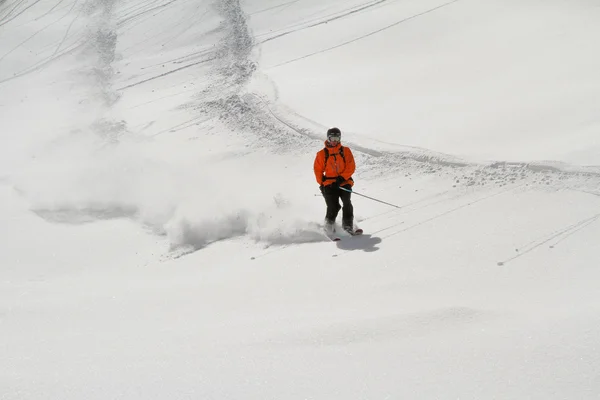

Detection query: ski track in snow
(257, 0), (392, 44)
(264, 0), (463, 69)
(497, 212), (600, 267)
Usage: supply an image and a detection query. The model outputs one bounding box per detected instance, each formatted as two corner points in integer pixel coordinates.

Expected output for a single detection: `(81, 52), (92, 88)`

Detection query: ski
(324, 231), (341, 241)
(344, 227), (363, 236)
(323, 224), (340, 241)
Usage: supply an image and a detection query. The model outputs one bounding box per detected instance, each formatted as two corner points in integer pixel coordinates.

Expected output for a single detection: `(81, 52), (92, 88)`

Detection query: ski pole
(339, 186), (401, 209)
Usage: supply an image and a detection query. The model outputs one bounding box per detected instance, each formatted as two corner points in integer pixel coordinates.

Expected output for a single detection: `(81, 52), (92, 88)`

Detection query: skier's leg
(322, 185), (341, 223)
(339, 184), (354, 229)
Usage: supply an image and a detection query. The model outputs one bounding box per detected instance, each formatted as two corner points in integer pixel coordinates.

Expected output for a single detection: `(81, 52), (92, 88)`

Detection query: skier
(313, 127), (357, 235)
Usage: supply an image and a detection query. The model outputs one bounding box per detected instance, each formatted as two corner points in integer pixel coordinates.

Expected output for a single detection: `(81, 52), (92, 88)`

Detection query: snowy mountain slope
(2, 0), (600, 399)
(251, 0), (600, 164)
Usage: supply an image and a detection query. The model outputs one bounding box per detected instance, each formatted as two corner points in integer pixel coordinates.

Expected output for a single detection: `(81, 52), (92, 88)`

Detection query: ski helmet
(327, 127), (341, 140)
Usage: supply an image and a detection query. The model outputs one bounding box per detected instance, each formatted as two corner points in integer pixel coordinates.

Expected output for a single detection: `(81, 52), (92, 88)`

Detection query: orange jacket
(314, 141), (356, 187)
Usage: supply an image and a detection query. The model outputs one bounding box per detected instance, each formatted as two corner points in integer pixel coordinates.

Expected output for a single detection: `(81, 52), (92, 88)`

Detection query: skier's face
(328, 136), (340, 145)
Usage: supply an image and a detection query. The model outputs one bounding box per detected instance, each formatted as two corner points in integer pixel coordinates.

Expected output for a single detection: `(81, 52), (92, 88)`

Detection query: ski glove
(335, 176), (345, 186)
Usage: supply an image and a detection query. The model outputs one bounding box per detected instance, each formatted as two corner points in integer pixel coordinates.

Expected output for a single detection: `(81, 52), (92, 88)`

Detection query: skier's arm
(313, 151), (325, 184)
(341, 148), (356, 180)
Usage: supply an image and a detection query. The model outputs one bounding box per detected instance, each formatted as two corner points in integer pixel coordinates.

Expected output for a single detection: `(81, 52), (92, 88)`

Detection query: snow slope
(1, 0), (600, 399)
(252, 0), (600, 164)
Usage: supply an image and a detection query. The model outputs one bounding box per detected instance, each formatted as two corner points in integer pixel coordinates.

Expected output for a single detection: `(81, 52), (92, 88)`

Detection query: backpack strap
(323, 146), (344, 166)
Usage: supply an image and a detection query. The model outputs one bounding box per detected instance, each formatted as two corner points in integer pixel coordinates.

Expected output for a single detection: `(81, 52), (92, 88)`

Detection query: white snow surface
(1, 0), (600, 399)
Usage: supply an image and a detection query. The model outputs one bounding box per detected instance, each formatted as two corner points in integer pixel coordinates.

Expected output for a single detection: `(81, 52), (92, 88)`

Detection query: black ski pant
(321, 184), (354, 226)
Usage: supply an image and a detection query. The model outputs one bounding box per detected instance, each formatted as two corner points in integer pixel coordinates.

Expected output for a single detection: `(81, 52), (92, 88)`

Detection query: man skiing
(313, 127), (358, 236)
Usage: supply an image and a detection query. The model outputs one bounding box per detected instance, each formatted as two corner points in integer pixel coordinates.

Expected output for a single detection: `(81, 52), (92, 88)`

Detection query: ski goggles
(328, 136), (341, 143)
